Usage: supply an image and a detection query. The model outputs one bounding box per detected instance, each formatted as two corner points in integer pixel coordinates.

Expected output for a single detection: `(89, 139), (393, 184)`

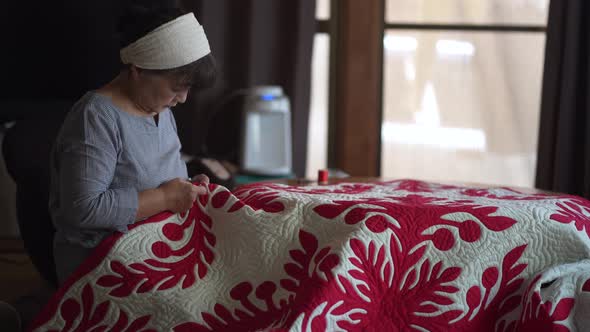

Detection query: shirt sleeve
(56, 108), (138, 232)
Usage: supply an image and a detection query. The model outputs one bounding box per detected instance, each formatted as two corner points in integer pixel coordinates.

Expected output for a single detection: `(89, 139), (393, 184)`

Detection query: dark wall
(0, 2), (122, 101)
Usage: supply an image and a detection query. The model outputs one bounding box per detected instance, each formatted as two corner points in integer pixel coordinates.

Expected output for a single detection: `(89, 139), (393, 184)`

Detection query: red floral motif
(230, 185), (286, 213)
(461, 188), (550, 201)
(390, 194), (447, 205)
(386, 179), (459, 193)
(516, 290), (574, 332)
(173, 281), (288, 332)
(230, 183), (375, 213)
(174, 232), (466, 332)
(96, 194), (215, 297)
(551, 198), (590, 238)
(217, 184), (354, 214)
(314, 196), (517, 251)
(174, 230), (340, 331)
(449, 245), (528, 331)
(331, 236), (463, 331)
(31, 181), (590, 331)
(47, 284), (155, 332)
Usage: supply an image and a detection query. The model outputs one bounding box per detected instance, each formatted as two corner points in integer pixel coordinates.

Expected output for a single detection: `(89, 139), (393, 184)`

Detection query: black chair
(1, 100), (73, 287)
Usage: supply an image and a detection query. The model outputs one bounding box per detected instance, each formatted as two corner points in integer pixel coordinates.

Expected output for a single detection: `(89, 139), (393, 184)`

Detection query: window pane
(316, 0), (331, 20)
(386, 0), (549, 25)
(306, 34), (330, 179)
(381, 30), (546, 187)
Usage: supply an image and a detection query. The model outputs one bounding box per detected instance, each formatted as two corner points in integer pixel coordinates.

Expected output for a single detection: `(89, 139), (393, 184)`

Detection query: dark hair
(117, 1), (217, 89)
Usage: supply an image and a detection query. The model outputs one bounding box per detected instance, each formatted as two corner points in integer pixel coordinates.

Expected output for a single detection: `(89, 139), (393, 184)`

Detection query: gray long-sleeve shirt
(49, 91), (188, 250)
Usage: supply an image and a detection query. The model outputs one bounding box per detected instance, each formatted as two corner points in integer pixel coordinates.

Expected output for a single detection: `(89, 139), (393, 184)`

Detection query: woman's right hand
(159, 178), (207, 213)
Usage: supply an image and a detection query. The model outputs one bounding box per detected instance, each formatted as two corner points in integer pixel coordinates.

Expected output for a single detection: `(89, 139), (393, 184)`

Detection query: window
(316, 0), (330, 21)
(381, 1), (549, 187)
(385, 1), (549, 25)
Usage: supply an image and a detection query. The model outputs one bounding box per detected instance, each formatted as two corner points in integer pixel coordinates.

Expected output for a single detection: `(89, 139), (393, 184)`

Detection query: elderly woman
(49, 4), (217, 285)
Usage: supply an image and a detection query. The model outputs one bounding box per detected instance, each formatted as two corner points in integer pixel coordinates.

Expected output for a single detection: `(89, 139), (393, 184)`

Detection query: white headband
(120, 13), (211, 70)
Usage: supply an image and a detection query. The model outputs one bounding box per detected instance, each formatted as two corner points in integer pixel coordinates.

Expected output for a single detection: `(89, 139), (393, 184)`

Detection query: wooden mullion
(331, 0), (384, 176)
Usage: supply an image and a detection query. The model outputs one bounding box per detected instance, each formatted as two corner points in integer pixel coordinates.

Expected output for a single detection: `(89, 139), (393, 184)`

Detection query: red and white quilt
(29, 180), (590, 331)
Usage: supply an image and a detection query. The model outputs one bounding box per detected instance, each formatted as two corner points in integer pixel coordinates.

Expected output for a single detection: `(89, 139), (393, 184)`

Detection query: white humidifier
(240, 86), (292, 176)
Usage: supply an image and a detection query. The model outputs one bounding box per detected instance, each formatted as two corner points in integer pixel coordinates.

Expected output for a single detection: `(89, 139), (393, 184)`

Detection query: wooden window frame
(325, 0), (548, 177)
(327, 0), (385, 177)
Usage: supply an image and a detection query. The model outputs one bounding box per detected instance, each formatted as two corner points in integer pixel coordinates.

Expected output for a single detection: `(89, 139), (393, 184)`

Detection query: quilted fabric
(29, 180), (590, 331)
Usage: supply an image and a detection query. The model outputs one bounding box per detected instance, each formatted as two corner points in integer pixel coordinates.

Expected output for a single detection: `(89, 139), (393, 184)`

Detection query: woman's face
(130, 68), (190, 114)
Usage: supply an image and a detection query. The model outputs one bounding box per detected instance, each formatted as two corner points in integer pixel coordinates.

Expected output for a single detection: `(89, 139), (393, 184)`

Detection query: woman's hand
(159, 178), (207, 213)
(136, 176), (209, 221)
(190, 174), (210, 186)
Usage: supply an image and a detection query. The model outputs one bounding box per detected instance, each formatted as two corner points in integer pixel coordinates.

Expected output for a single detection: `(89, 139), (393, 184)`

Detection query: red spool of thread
(318, 169), (329, 184)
